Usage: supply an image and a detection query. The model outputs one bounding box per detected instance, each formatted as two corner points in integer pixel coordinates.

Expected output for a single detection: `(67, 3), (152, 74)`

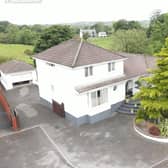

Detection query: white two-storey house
(35, 39), (155, 125)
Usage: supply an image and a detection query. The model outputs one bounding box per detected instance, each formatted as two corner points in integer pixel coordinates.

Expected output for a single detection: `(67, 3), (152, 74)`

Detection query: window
(91, 88), (108, 107)
(108, 62), (115, 72)
(85, 66), (93, 77)
(113, 85), (117, 91)
(46, 62), (55, 67)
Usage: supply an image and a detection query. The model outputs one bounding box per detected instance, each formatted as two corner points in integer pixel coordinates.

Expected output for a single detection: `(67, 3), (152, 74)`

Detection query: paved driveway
(1, 85), (168, 168)
(0, 126), (70, 168)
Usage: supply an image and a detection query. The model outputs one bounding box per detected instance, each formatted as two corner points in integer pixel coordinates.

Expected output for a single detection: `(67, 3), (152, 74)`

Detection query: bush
(159, 119), (168, 137)
(24, 49), (33, 56)
(135, 118), (145, 125)
(148, 126), (160, 136)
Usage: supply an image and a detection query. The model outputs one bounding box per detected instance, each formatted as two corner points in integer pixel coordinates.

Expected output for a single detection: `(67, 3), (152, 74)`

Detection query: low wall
(134, 121), (168, 143)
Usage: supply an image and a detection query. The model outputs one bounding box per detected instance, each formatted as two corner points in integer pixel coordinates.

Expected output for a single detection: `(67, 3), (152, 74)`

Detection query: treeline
(0, 11), (168, 55)
(0, 21), (46, 45)
(92, 12), (168, 55)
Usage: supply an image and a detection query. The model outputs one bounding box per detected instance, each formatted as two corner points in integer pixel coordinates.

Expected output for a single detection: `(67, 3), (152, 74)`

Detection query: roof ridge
(71, 39), (83, 67)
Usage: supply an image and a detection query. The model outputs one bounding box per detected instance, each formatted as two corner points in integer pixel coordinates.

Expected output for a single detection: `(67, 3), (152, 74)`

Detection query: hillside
(0, 44), (34, 64)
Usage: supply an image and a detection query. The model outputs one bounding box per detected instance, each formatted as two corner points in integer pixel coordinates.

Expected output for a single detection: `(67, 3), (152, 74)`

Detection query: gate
(52, 100), (65, 117)
(0, 90), (19, 131)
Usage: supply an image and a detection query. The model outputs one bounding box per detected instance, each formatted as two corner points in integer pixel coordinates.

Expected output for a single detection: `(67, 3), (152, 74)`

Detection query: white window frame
(90, 88), (108, 107)
(85, 66), (93, 77)
(108, 62), (115, 72)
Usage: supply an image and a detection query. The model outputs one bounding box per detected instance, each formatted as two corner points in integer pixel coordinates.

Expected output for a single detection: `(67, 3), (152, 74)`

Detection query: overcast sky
(0, 0), (168, 25)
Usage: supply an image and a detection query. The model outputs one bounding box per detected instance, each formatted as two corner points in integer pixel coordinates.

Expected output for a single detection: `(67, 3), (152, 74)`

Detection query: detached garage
(0, 60), (37, 90)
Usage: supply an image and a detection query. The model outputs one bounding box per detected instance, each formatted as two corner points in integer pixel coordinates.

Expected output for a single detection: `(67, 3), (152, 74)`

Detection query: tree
(91, 22), (104, 32)
(83, 32), (89, 40)
(147, 12), (168, 53)
(134, 37), (168, 122)
(113, 29), (148, 53)
(0, 21), (10, 33)
(34, 25), (74, 53)
(16, 27), (37, 45)
(113, 20), (142, 32)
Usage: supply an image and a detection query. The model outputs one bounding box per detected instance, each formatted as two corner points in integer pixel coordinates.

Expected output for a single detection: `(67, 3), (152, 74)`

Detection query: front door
(125, 80), (133, 98)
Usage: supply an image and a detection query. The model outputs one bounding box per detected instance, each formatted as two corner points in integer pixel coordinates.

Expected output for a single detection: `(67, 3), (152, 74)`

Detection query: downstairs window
(91, 88), (108, 107)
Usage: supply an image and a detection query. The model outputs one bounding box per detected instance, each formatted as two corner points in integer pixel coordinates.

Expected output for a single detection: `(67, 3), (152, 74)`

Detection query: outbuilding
(0, 60), (37, 90)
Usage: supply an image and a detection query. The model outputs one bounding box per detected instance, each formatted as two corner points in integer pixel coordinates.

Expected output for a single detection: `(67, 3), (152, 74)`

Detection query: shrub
(159, 119), (168, 137)
(148, 126), (160, 136)
(136, 109), (149, 121)
(135, 118), (145, 125)
(24, 49), (33, 56)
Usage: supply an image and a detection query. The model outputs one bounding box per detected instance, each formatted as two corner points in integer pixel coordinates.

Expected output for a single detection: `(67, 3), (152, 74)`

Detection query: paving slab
(0, 126), (70, 168)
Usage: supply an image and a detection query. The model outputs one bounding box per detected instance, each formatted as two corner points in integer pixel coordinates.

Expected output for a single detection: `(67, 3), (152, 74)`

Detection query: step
(121, 103), (140, 108)
(118, 106), (138, 112)
(117, 109), (136, 115)
(125, 101), (140, 105)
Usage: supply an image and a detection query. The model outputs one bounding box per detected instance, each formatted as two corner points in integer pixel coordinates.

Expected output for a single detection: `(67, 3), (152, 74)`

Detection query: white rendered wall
(72, 60), (124, 87)
(0, 70), (36, 90)
(36, 58), (127, 118)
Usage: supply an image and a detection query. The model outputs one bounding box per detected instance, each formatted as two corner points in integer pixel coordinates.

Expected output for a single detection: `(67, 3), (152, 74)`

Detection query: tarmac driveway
(1, 84), (168, 168)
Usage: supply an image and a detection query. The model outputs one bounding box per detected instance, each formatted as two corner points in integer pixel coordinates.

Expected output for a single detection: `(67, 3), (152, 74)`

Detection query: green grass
(88, 36), (119, 51)
(0, 43), (34, 65)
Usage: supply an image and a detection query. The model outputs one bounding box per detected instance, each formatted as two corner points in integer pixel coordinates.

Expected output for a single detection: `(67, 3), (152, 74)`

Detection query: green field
(0, 43), (34, 65)
(88, 36), (119, 51)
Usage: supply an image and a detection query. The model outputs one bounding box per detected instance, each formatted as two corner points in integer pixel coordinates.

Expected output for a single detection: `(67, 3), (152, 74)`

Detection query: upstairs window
(108, 62), (115, 72)
(85, 66), (93, 77)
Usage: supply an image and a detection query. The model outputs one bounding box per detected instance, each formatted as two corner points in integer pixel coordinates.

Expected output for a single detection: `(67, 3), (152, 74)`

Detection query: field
(88, 36), (119, 51)
(0, 43), (34, 65)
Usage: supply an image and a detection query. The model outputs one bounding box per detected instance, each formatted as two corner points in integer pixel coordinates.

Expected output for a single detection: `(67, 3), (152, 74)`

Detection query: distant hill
(66, 20), (149, 28)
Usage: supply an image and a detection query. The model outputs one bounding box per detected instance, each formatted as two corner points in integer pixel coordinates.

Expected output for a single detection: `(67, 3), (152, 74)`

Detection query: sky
(0, 0), (168, 25)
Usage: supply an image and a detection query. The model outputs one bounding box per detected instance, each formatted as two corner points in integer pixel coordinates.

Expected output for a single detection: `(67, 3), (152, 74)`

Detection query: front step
(117, 99), (140, 115)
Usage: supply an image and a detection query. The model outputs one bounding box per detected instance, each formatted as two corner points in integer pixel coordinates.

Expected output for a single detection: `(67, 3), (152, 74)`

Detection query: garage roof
(0, 60), (34, 74)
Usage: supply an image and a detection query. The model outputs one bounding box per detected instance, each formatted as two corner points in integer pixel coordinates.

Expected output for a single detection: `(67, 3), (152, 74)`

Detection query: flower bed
(134, 118), (168, 143)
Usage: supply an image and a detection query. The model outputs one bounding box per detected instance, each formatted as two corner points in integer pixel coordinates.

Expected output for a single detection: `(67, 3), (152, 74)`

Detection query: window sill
(89, 103), (110, 116)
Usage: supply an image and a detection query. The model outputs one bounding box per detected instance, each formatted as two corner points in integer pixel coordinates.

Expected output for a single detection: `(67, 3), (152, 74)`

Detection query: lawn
(88, 36), (119, 51)
(0, 43), (34, 65)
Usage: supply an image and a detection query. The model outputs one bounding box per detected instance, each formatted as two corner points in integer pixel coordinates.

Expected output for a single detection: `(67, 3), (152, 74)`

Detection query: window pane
(85, 67), (88, 77)
(112, 62), (115, 70)
(91, 91), (97, 107)
(90, 66), (93, 76)
(108, 63), (111, 72)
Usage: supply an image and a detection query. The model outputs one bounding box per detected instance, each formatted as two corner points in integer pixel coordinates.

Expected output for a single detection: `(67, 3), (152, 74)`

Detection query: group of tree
(34, 25), (74, 53)
(0, 21), (45, 45)
(112, 11), (168, 54)
(0, 11), (168, 55)
(91, 22), (112, 34)
(134, 37), (168, 125)
(113, 20), (143, 32)
(147, 11), (168, 53)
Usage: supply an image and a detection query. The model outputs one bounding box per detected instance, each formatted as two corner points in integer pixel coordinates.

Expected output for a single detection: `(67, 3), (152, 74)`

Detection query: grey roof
(0, 60), (34, 74)
(35, 39), (125, 67)
(76, 54), (156, 93)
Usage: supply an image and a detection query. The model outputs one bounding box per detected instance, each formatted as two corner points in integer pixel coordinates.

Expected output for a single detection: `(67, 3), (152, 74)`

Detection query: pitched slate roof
(0, 60), (34, 74)
(76, 53), (156, 93)
(34, 39), (125, 67)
